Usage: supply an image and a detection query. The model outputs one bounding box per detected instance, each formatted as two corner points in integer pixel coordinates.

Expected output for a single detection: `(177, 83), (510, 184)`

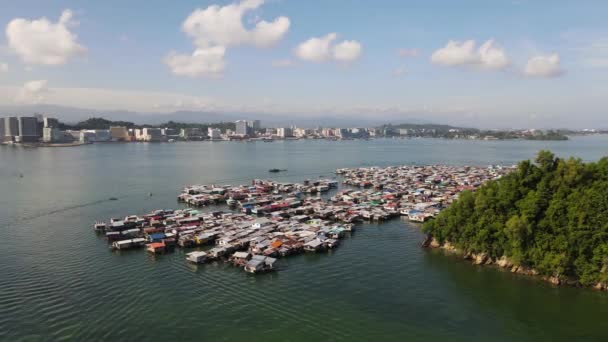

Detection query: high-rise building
(17, 116), (39, 142)
(277, 127), (292, 138)
(3, 117), (19, 142)
(235, 120), (250, 136)
(208, 127), (221, 140)
(248, 120), (261, 131)
(43, 117), (59, 128)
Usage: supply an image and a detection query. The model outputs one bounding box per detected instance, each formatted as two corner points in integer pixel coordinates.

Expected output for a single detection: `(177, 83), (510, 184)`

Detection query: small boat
(268, 168), (286, 173)
(93, 221), (107, 232)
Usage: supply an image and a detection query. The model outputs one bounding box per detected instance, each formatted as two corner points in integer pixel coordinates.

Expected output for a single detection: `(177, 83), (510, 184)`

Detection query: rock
(547, 276), (561, 285)
(473, 253), (488, 265)
(594, 282), (607, 291)
(421, 235), (441, 248)
(496, 255), (513, 269)
(510, 265), (519, 273)
(443, 241), (456, 252)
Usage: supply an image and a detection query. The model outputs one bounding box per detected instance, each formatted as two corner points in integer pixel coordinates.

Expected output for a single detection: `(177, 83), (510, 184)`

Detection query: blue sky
(0, 0), (607, 128)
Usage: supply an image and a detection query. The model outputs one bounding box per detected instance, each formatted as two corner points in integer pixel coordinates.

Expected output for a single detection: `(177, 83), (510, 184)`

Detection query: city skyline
(0, 0), (607, 128)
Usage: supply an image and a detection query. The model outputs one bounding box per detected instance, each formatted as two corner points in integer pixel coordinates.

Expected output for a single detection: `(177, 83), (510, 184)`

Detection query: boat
(93, 221), (107, 232)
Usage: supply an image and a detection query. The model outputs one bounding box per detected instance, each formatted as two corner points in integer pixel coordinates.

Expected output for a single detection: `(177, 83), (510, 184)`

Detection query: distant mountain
(0, 104), (433, 128)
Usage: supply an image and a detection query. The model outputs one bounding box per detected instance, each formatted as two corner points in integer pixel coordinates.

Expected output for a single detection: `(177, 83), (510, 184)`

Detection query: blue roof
(149, 233), (166, 239)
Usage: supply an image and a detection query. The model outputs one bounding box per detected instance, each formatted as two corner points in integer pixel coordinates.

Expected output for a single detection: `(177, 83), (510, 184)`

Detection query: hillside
(423, 151), (608, 289)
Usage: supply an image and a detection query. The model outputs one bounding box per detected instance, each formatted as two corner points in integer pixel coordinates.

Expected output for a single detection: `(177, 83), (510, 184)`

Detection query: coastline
(421, 235), (608, 292)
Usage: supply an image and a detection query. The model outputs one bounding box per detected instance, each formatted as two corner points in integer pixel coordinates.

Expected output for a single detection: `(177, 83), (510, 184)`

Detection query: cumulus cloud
(524, 54), (564, 78)
(0, 63), (7, 73)
(6, 9), (86, 65)
(333, 40), (362, 62)
(165, 47), (226, 78)
(182, 0), (289, 48)
(166, 0), (289, 77)
(17, 80), (49, 103)
(294, 33), (362, 63)
(431, 39), (509, 70)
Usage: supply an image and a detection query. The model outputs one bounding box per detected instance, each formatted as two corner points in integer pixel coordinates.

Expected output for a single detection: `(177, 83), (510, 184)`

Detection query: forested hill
(423, 151), (608, 288)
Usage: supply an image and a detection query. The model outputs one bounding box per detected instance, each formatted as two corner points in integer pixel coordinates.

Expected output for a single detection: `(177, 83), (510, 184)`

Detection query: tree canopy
(423, 150), (608, 286)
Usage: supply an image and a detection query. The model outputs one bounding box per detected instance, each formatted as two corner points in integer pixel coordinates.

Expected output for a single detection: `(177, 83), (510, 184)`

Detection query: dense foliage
(59, 117), (236, 132)
(423, 150), (608, 286)
(60, 117), (136, 130)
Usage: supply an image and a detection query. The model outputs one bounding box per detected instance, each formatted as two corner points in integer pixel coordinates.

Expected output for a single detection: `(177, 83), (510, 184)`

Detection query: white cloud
(17, 80), (49, 103)
(431, 39), (509, 70)
(167, 0), (289, 77)
(294, 33), (362, 63)
(6, 9), (86, 65)
(165, 47), (226, 78)
(333, 40), (362, 62)
(0, 63), (7, 73)
(182, 0), (289, 48)
(524, 54), (563, 78)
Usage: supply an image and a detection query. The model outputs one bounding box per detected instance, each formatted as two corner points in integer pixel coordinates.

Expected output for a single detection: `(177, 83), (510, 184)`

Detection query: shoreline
(421, 235), (608, 292)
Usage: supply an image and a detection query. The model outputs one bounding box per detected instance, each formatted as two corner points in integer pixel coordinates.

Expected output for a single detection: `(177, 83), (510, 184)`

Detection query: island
(423, 150), (608, 290)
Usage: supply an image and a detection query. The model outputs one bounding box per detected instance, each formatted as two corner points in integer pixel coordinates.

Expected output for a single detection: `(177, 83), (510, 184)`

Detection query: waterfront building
(42, 127), (64, 143)
(43, 117), (59, 128)
(80, 130), (111, 142)
(2, 117), (19, 142)
(277, 127), (292, 138)
(16, 116), (39, 143)
(235, 120), (253, 136)
(248, 120), (261, 131)
(110, 126), (129, 141)
(142, 128), (163, 142)
(162, 128), (178, 137)
(180, 127), (205, 140)
(208, 127), (221, 140)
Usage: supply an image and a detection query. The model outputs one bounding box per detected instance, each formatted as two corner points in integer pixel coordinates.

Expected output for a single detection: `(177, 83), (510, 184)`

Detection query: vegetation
(423, 150), (608, 286)
(60, 117), (136, 130)
(524, 130), (569, 141)
(59, 117), (236, 132)
(380, 123), (568, 140)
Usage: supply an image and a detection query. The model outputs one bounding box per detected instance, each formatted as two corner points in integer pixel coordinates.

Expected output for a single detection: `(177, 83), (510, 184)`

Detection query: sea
(1, 136), (608, 341)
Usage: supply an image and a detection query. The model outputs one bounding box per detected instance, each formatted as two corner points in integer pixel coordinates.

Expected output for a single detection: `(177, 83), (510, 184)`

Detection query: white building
(80, 130), (111, 142)
(208, 127), (221, 140)
(277, 127), (292, 138)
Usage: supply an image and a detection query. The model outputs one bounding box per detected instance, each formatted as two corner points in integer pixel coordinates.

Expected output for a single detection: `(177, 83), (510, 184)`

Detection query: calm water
(2, 136), (608, 341)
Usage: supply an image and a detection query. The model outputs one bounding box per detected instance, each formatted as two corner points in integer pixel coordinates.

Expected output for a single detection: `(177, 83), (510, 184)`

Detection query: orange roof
(271, 241), (283, 248)
(148, 242), (165, 248)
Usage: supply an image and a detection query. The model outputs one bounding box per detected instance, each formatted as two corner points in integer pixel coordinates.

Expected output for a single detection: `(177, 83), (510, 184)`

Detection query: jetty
(93, 164), (514, 274)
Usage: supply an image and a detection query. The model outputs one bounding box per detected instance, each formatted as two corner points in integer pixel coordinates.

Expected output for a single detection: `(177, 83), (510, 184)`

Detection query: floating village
(93, 165), (515, 274)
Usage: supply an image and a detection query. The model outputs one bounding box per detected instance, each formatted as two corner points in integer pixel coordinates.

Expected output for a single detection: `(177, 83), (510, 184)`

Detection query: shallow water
(1, 136), (608, 341)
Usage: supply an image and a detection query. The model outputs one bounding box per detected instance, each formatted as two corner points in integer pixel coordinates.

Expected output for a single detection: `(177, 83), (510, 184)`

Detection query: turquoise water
(1, 136), (608, 341)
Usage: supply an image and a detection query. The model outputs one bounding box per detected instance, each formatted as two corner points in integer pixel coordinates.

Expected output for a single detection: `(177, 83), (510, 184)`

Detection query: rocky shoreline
(422, 235), (608, 292)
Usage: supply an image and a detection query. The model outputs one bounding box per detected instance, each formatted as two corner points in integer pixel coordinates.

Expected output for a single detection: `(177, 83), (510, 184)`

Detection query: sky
(0, 0), (607, 128)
